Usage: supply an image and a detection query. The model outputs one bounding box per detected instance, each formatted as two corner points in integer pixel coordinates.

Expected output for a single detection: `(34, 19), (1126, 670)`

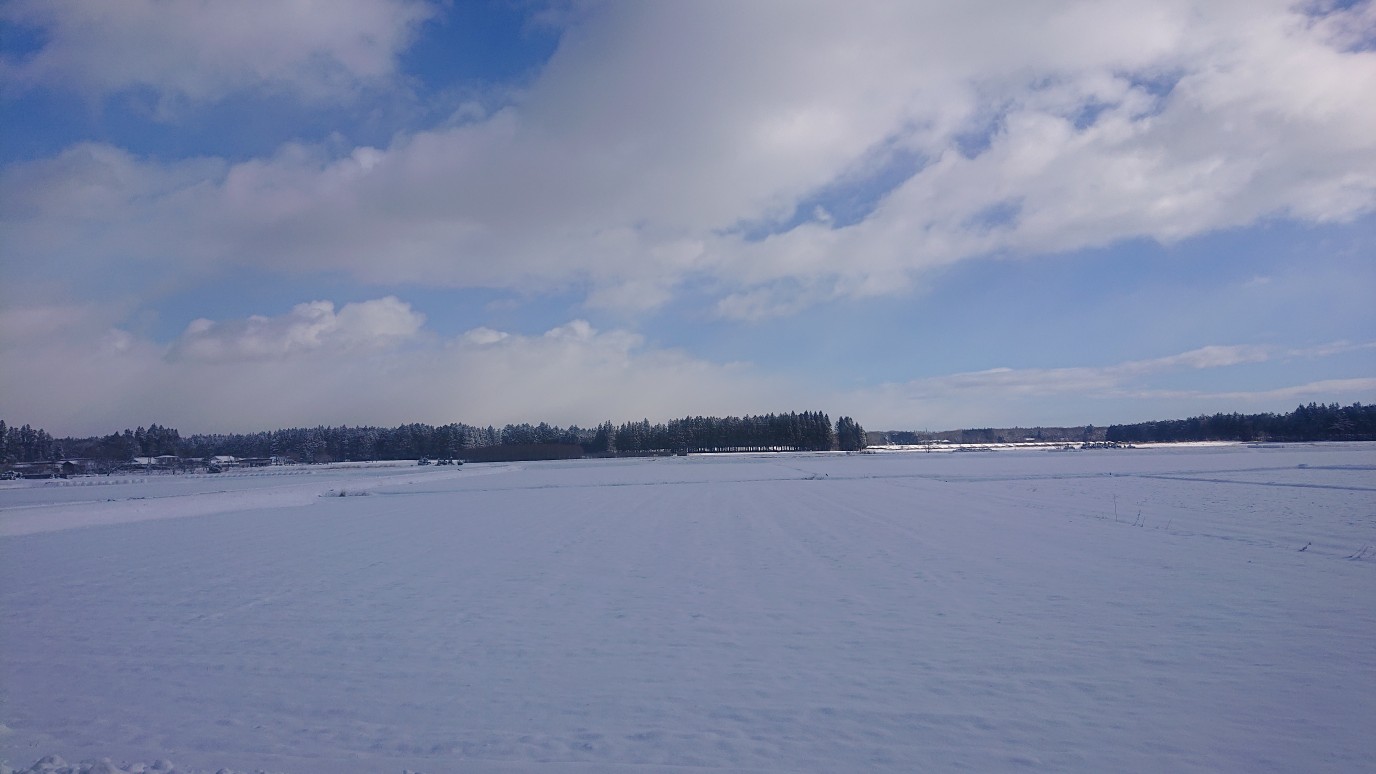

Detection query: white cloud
(0, 300), (784, 435)
(461, 327), (510, 346)
(1130, 377), (1376, 403)
(169, 296), (425, 361)
(1288, 340), (1376, 359)
(1131, 345), (1272, 372)
(4, 1), (1375, 315)
(0, 302), (112, 345)
(4, 294), (1370, 436)
(929, 343), (1356, 397)
(0, 0), (434, 106)
(713, 283), (832, 322)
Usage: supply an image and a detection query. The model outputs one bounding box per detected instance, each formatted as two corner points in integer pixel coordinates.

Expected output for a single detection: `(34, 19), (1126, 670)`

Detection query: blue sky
(2, 0), (1374, 436)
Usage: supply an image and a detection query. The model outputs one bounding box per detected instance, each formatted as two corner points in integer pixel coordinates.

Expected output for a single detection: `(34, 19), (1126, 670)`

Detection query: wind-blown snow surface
(2, 445), (1374, 773)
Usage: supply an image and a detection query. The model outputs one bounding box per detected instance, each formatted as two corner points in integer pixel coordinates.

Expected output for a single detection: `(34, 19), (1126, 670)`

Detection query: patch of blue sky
(955, 70), (1181, 144)
(0, 89), (88, 163)
(962, 199), (1023, 233)
(1137, 357), (1351, 396)
(1071, 100), (1114, 130)
(400, 0), (561, 91)
(1301, 0), (1370, 17)
(642, 215), (1376, 391)
(0, 14), (46, 60)
(0, 2), (561, 165)
(0, 14), (83, 161)
(2, 81), (452, 166)
(944, 219), (1376, 369)
(952, 122), (995, 159)
(1124, 70), (1183, 100)
(732, 146), (926, 242)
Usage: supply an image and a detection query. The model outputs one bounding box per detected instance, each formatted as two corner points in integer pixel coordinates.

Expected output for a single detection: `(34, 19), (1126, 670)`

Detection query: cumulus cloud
(169, 297), (425, 361)
(3, 1), (1374, 314)
(0, 0), (434, 106)
(0, 299), (784, 435)
(3, 293), (1370, 436)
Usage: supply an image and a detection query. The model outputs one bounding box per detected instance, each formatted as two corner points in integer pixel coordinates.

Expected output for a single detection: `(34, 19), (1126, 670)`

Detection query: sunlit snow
(2, 445), (1374, 773)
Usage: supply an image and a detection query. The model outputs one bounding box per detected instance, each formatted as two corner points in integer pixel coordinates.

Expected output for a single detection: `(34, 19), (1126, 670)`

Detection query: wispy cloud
(884, 344), (1277, 400)
(847, 341), (1376, 427)
(1127, 377), (1376, 403)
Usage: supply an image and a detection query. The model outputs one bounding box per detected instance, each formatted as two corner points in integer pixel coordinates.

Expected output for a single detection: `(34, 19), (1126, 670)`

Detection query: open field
(2, 444), (1374, 773)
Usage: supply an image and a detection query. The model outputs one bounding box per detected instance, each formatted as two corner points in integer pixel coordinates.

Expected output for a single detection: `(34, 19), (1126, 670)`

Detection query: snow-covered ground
(2, 444), (1373, 773)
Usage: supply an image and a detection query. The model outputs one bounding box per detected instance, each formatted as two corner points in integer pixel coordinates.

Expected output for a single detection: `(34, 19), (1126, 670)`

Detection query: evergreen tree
(836, 416), (867, 451)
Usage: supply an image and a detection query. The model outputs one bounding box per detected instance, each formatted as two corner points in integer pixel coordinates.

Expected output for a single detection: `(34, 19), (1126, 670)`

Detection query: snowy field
(2, 444), (1374, 773)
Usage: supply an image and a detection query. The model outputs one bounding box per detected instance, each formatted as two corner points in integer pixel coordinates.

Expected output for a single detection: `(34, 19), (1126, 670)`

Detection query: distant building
(130, 455), (183, 471)
(9, 460), (93, 478)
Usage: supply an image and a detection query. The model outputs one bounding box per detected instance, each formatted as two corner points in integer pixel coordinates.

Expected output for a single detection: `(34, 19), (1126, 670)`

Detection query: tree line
(590, 411), (859, 454)
(879, 425), (1105, 445)
(8, 403), (1373, 464)
(0, 412), (867, 464)
(1104, 403), (1376, 443)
